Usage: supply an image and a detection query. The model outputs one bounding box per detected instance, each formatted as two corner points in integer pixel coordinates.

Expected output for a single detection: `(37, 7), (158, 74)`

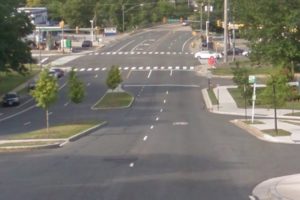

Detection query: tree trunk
(46, 109), (49, 136)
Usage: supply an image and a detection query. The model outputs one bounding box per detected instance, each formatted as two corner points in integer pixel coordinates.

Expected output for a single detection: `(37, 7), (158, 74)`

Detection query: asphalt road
(1, 24), (300, 200)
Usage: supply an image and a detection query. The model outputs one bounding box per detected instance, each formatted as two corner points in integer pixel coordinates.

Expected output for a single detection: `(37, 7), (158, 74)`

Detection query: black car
(81, 40), (93, 48)
(227, 48), (244, 55)
(2, 92), (20, 107)
(49, 68), (64, 78)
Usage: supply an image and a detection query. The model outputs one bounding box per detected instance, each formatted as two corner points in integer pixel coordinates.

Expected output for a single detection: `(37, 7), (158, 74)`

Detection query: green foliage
(31, 69), (58, 109)
(0, 0), (34, 73)
(236, 0), (300, 75)
(68, 69), (85, 104)
(106, 65), (122, 90)
(231, 62), (252, 100)
(261, 69), (291, 108)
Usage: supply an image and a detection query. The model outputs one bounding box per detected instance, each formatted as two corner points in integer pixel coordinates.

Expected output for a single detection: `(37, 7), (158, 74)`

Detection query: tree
(68, 69), (85, 103)
(106, 65), (122, 91)
(261, 69), (291, 108)
(0, 0), (34, 73)
(31, 69), (58, 133)
(236, 0), (300, 78)
(231, 62), (252, 103)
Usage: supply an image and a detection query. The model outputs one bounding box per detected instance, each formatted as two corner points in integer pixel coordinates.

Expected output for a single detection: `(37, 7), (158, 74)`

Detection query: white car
(194, 50), (222, 59)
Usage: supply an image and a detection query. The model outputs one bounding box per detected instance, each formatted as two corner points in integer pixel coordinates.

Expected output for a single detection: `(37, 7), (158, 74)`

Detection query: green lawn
(262, 129), (291, 137)
(213, 61), (274, 76)
(94, 92), (134, 109)
(207, 89), (219, 105)
(9, 123), (99, 140)
(228, 87), (300, 110)
(0, 65), (40, 96)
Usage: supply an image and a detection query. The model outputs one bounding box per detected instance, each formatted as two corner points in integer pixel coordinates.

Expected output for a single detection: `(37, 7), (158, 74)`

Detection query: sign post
(249, 75), (256, 123)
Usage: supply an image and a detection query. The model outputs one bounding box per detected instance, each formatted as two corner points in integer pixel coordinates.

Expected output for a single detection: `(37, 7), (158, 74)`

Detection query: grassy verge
(243, 120), (264, 124)
(0, 141), (59, 147)
(9, 123), (99, 140)
(213, 61), (273, 76)
(207, 89), (219, 105)
(262, 129), (291, 137)
(0, 64), (40, 96)
(94, 92), (134, 109)
(228, 87), (300, 109)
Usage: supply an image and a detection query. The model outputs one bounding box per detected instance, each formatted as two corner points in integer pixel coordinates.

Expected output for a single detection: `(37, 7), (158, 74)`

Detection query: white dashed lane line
(64, 102), (69, 107)
(163, 99), (166, 104)
(94, 74), (98, 78)
(129, 163), (135, 168)
(24, 121), (31, 126)
(48, 112), (53, 116)
(143, 136), (148, 141)
(156, 117), (159, 121)
(150, 125), (154, 129)
(160, 108), (163, 112)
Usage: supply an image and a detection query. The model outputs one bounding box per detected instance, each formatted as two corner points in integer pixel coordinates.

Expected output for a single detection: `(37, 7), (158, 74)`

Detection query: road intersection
(1, 24), (300, 200)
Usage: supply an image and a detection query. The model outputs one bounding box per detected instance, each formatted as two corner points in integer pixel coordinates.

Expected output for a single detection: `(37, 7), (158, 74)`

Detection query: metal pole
(224, 0), (228, 63)
(200, 3), (203, 32)
(206, 0), (210, 48)
(273, 83), (278, 135)
(244, 84), (247, 121)
(251, 83), (256, 123)
(122, 5), (125, 32)
(62, 27), (64, 54)
(39, 28), (42, 67)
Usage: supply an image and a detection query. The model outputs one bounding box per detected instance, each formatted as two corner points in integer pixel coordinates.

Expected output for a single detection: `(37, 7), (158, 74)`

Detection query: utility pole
(224, 0), (228, 63)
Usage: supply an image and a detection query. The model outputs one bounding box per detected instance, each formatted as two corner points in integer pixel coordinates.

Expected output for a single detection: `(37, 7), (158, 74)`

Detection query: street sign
(248, 75), (256, 84)
(208, 56), (216, 66)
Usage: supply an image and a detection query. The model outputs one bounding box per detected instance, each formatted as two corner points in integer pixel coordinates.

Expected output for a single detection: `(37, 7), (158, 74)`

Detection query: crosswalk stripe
(161, 66), (165, 70)
(146, 66), (151, 70)
(87, 68), (93, 71)
(124, 52), (128, 55)
(102, 67), (106, 71)
(112, 52), (117, 55)
(175, 66), (180, 70)
(101, 52), (105, 55)
(130, 52), (135, 54)
(154, 66), (158, 70)
(95, 68), (100, 71)
(149, 52), (153, 54)
(160, 52), (165, 55)
(131, 66), (136, 70)
(80, 68), (85, 71)
(183, 66), (187, 70)
(155, 52), (159, 54)
(138, 66), (144, 70)
(118, 52), (123, 55)
(173, 52), (177, 55)
(166, 52), (171, 55)
(143, 52), (147, 54)
(107, 52), (111, 55)
(95, 53), (99, 55)
(124, 67), (129, 70)
(168, 66), (173, 69)
(74, 68), (78, 71)
(190, 66), (194, 70)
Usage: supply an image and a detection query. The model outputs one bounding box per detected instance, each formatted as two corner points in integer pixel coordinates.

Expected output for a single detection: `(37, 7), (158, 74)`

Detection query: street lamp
(122, 3), (144, 32)
(90, 20), (94, 41)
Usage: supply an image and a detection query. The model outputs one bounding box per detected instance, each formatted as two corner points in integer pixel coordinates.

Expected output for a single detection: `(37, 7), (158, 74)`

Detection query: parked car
(194, 50), (222, 59)
(2, 92), (20, 107)
(81, 40), (93, 48)
(49, 68), (64, 78)
(225, 47), (244, 55)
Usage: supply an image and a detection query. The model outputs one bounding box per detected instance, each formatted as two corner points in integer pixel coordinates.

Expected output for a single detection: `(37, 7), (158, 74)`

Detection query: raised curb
(0, 122), (107, 151)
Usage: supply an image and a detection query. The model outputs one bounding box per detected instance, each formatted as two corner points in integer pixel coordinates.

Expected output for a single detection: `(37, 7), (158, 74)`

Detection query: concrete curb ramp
(0, 122), (107, 151)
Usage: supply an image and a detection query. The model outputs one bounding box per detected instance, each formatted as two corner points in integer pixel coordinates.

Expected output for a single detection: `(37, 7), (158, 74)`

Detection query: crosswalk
(73, 65), (196, 72)
(88, 51), (195, 56)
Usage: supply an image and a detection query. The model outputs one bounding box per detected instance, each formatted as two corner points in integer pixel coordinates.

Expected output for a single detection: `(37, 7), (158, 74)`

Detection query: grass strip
(207, 89), (219, 105)
(0, 141), (59, 147)
(94, 92), (133, 109)
(9, 123), (99, 140)
(262, 129), (291, 137)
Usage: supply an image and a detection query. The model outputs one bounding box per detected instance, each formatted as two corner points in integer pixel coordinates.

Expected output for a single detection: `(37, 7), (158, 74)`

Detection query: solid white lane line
(40, 57), (49, 64)
(116, 40), (136, 52)
(150, 125), (154, 129)
(182, 36), (194, 52)
(24, 121), (31, 126)
(147, 70), (152, 79)
(126, 70), (132, 79)
(143, 136), (148, 141)
(129, 163), (135, 167)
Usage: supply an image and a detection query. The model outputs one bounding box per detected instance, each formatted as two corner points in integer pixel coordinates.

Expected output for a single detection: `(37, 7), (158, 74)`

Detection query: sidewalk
(202, 84), (300, 199)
